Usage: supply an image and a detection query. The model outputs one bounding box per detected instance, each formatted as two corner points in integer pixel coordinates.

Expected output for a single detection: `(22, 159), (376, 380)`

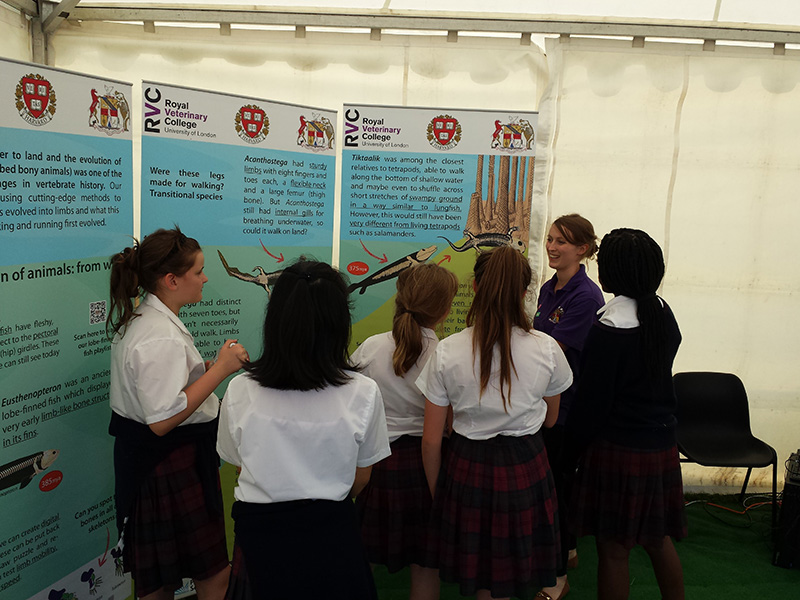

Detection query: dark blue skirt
(228, 498), (377, 600)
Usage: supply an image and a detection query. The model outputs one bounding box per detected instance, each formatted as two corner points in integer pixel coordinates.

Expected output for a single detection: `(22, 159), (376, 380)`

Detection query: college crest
(427, 114), (461, 150)
(549, 306), (564, 325)
(89, 87), (130, 135)
(15, 73), (56, 126)
(235, 104), (269, 144)
(490, 118), (534, 151)
(297, 115), (334, 151)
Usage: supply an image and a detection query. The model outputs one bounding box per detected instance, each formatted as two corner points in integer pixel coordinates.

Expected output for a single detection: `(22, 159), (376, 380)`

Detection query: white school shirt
(417, 326), (572, 440)
(217, 372), (392, 504)
(109, 293), (219, 425)
(351, 328), (438, 442)
(597, 295), (639, 328)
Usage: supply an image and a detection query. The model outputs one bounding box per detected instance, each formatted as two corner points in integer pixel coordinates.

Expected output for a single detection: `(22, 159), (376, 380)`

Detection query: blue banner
(0, 58), (133, 600)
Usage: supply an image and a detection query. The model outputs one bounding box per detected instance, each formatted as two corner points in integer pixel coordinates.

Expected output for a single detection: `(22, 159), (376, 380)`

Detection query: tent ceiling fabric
(8, 0), (800, 45)
(60, 0), (800, 29)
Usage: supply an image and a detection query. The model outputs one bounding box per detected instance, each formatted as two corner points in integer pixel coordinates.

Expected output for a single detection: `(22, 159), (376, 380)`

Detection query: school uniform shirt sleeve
(127, 336), (197, 424)
(350, 340), (365, 366)
(355, 379), (391, 467)
(217, 375), (244, 467)
(543, 335), (574, 397)
(416, 343), (450, 407)
(350, 335), (372, 367)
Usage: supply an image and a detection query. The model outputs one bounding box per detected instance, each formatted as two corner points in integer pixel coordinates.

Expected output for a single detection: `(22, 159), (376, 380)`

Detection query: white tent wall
(539, 36), (800, 489)
(0, 3), (30, 59)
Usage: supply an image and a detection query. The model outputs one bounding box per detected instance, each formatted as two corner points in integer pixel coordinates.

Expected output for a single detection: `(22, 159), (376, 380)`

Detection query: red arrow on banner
(360, 240), (388, 263)
(98, 528), (110, 566)
(260, 239), (284, 263)
(438, 255), (452, 265)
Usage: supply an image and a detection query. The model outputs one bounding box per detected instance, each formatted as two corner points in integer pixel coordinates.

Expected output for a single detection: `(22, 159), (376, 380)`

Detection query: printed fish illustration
(439, 227), (526, 253)
(218, 250), (283, 295)
(0, 449), (59, 492)
(347, 245), (437, 295)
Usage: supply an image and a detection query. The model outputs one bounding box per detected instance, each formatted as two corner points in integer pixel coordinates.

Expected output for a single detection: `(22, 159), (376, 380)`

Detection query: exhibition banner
(340, 104), (537, 344)
(140, 82), (337, 362)
(0, 58), (133, 600)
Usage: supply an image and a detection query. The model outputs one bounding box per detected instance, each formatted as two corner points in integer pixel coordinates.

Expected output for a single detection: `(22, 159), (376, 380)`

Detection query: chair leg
(771, 459), (778, 538)
(739, 468), (753, 504)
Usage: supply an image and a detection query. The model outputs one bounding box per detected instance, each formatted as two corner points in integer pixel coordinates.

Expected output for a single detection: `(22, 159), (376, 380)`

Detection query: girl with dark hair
(568, 228), (686, 600)
(217, 258), (391, 600)
(419, 246), (573, 600)
(353, 263), (459, 600)
(533, 213), (605, 599)
(108, 227), (249, 600)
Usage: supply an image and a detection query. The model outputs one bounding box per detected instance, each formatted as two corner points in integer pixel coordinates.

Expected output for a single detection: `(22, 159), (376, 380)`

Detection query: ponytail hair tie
(119, 244), (140, 272)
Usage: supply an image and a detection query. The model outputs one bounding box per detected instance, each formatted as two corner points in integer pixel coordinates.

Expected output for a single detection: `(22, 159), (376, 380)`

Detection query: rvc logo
(144, 87), (162, 134)
(344, 108), (359, 148)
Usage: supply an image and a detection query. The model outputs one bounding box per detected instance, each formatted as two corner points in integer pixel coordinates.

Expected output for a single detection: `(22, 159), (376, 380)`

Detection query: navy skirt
(429, 431), (560, 599)
(356, 435), (437, 571)
(570, 439), (688, 548)
(229, 498), (377, 600)
(224, 542), (252, 600)
(124, 443), (228, 597)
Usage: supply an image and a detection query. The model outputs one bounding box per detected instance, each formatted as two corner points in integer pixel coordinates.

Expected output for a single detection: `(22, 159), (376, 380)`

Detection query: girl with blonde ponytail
(419, 246), (573, 600)
(353, 263), (458, 600)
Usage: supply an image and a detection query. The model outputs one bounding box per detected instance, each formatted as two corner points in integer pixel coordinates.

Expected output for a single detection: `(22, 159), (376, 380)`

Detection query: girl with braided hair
(353, 263), (458, 600)
(568, 228), (686, 600)
(107, 226), (249, 600)
(419, 246), (572, 600)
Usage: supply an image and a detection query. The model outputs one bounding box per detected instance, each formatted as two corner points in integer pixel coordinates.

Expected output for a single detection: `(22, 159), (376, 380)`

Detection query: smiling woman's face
(546, 224), (587, 271)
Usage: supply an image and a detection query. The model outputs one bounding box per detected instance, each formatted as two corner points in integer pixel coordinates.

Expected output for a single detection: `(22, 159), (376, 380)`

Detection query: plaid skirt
(570, 439), (688, 548)
(229, 499), (377, 600)
(429, 431), (560, 599)
(356, 435), (437, 571)
(124, 443), (228, 597)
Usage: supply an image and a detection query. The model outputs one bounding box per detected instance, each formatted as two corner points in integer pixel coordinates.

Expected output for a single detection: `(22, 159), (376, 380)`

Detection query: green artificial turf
(371, 494), (800, 599)
(220, 467), (800, 599)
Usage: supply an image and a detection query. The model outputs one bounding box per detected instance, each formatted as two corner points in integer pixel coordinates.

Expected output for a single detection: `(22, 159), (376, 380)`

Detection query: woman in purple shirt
(533, 214), (604, 600)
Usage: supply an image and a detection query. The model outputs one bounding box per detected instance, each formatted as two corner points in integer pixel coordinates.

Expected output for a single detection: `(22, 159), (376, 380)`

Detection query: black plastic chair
(673, 371), (778, 531)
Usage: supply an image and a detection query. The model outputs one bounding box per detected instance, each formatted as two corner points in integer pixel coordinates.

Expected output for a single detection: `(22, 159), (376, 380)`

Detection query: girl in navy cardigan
(568, 228), (686, 600)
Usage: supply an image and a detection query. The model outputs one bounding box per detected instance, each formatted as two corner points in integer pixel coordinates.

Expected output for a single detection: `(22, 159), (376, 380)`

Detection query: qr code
(90, 300), (107, 325)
